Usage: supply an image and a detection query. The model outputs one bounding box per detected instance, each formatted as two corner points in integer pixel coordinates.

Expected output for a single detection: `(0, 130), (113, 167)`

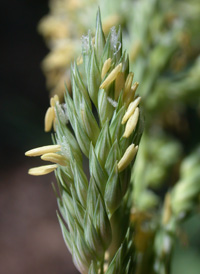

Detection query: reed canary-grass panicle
(26, 9), (143, 274)
(35, 0), (200, 273)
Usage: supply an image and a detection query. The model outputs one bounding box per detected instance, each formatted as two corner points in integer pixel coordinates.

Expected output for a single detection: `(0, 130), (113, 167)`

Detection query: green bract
(53, 9), (142, 274)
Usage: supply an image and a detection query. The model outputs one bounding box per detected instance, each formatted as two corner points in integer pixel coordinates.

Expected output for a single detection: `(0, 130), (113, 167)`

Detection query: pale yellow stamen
(101, 58), (112, 79)
(100, 63), (122, 89)
(124, 82), (139, 106)
(25, 145), (61, 157)
(122, 97), (141, 124)
(45, 95), (60, 132)
(53, 117), (57, 132)
(114, 71), (125, 100)
(118, 144), (138, 172)
(41, 153), (67, 166)
(131, 82), (139, 96)
(50, 98), (54, 107)
(123, 107), (139, 138)
(44, 106), (55, 132)
(50, 94), (59, 107)
(28, 164), (58, 176)
(124, 72), (134, 97)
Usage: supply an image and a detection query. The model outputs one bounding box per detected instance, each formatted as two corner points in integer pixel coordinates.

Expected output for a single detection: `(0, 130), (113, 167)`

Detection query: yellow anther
(101, 58), (112, 79)
(50, 98), (54, 107)
(114, 71), (125, 100)
(131, 82), (139, 96)
(122, 97), (141, 124)
(50, 94), (59, 107)
(25, 145), (61, 157)
(28, 164), (58, 176)
(44, 106), (55, 132)
(123, 107), (139, 138)
(117, 144), (138, 172)
(41, 153), (66, 166)
(124, 82), (139, 106)
(124, 72), (134, 97)
(100, 63), (122, 89)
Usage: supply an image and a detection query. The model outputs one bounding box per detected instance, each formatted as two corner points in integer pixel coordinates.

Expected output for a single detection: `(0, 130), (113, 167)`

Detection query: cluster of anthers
(25, 62), (141, 175)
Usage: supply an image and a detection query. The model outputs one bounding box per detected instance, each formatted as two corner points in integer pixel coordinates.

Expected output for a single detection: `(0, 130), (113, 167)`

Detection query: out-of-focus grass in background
(171, 214), (200, 274)
(0, 0), (199, 273)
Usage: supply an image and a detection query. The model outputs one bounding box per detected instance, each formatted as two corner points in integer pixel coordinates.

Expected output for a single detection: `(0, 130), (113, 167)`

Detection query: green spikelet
(27, 9), (143, 274)
(55, 9), (143, 273)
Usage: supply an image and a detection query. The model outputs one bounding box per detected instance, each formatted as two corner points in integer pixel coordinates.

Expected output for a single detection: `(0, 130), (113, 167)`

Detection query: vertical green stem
(100, 253), (105, 274)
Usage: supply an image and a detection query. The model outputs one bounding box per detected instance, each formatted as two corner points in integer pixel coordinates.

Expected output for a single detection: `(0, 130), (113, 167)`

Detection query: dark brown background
(0, 1), (78, 273)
